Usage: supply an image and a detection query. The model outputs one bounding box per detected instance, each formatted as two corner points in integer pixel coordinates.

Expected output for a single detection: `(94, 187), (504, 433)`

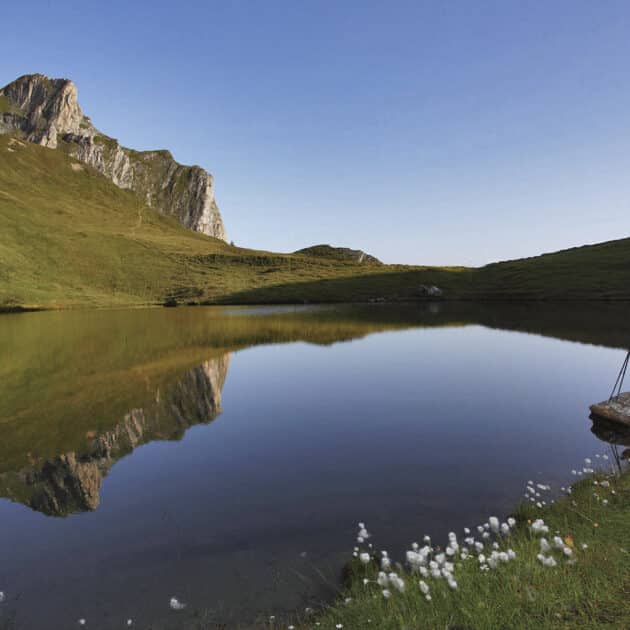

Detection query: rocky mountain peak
(0, 73), (227, 240)
(0, 74), (88, 148)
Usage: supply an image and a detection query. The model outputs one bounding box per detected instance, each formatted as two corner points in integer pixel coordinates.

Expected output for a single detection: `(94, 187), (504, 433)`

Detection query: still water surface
(0, 303), (628, 628)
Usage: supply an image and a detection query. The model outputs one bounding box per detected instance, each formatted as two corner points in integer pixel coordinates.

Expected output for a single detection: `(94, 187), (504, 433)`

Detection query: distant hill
(294, 244), (382, 265)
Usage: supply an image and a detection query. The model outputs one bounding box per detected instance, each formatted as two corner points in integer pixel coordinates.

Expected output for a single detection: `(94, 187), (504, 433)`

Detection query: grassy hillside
(1, 134), (629, 309)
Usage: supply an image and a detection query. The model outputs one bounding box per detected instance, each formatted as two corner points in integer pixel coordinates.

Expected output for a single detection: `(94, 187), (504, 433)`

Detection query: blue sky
(2, 1), (630, 265)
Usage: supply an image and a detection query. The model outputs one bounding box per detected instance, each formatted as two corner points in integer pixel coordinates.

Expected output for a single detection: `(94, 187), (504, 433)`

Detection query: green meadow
(1, 135), (629, 310)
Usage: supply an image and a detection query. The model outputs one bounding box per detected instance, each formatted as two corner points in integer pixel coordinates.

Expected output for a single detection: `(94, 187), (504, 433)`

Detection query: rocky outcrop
(0, 74), (227, 239)
(294, 244), (382, 265)
(0, 355), (230, 516)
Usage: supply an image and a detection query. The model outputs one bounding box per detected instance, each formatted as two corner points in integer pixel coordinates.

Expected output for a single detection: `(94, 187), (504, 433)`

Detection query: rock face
(0, 74), (227, 239)
(0, 355), (230, 516)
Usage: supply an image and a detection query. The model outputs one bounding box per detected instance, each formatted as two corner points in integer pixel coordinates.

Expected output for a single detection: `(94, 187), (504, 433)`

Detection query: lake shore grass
(279, 459), (630, 630)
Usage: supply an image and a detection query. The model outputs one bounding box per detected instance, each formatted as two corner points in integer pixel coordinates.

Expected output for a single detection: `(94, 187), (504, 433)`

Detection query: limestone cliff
(0, 355), (230, 516)
(0, 73), (226, 239)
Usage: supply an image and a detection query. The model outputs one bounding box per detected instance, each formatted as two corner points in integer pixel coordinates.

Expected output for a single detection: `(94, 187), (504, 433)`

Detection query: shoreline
(279, 458), (630, 630)
(3, 295), (630, 316)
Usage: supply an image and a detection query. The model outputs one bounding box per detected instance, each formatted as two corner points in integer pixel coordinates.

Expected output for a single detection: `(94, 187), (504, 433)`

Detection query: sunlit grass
(1, 134), (630, 309)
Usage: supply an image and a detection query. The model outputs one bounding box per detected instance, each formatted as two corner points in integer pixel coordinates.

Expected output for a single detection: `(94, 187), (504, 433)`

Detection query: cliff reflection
(0, 355), (230, 517)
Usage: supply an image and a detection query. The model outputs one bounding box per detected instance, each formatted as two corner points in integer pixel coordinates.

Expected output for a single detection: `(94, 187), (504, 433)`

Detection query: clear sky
(2, 1), (630, 265)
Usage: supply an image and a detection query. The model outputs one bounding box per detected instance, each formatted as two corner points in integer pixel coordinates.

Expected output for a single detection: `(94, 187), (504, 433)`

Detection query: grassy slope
(1, 134), (630, 309)
(288, 467), (630, 630)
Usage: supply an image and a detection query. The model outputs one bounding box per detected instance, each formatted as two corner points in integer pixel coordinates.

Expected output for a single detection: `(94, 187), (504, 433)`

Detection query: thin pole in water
(609, 350), (630, 401)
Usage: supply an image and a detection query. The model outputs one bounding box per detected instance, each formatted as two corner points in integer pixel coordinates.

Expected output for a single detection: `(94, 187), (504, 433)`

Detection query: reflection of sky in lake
(0, 322), (623, 628)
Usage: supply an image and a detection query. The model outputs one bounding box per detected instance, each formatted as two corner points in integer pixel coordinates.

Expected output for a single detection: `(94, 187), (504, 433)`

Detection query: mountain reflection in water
(0, 356), (230, 516)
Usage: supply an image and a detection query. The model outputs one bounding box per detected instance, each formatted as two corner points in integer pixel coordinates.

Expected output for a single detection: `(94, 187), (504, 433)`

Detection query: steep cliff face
(0, 355), (230, 516)
(0, 73), (227, 239)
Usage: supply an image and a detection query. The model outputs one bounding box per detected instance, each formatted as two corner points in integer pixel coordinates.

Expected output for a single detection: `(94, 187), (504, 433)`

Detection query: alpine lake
(1, 302), (628, 629)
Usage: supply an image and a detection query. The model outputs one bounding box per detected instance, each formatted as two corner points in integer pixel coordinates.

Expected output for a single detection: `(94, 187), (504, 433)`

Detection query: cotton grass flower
(540, 538), (551, 553)
(377, 572), (388, 587)
(78, 621), (86, 627)
(389, 573), (405, 592)
(382, 589), (391, 599)
(0, 591), (4, 603)
(169, 597), (186, 611)
(531, 519), (549, 535)
(488, 517), (500, 533)
(419, 580), (430, 595)
(359, 552), (371, 565)
(538, 555), (557, 568)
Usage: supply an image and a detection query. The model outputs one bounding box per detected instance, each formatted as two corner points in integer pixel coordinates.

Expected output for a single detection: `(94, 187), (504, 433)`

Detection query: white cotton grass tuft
(488, 517), (500, 534)
(0, 591), (4, 604)
(382, 589), (391, 599)
(531, 519), (549, 535)
(169, 597), (187, 611)
(359, 552), (371, 565)
(388, 573), (405, 592)
(538, 555), (557, 568)
(419, 580), (430, 595)
(77, 621), (86, 627)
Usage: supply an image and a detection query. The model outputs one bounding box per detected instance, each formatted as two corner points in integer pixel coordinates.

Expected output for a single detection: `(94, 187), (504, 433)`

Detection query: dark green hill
(294, 244), (382, 265)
